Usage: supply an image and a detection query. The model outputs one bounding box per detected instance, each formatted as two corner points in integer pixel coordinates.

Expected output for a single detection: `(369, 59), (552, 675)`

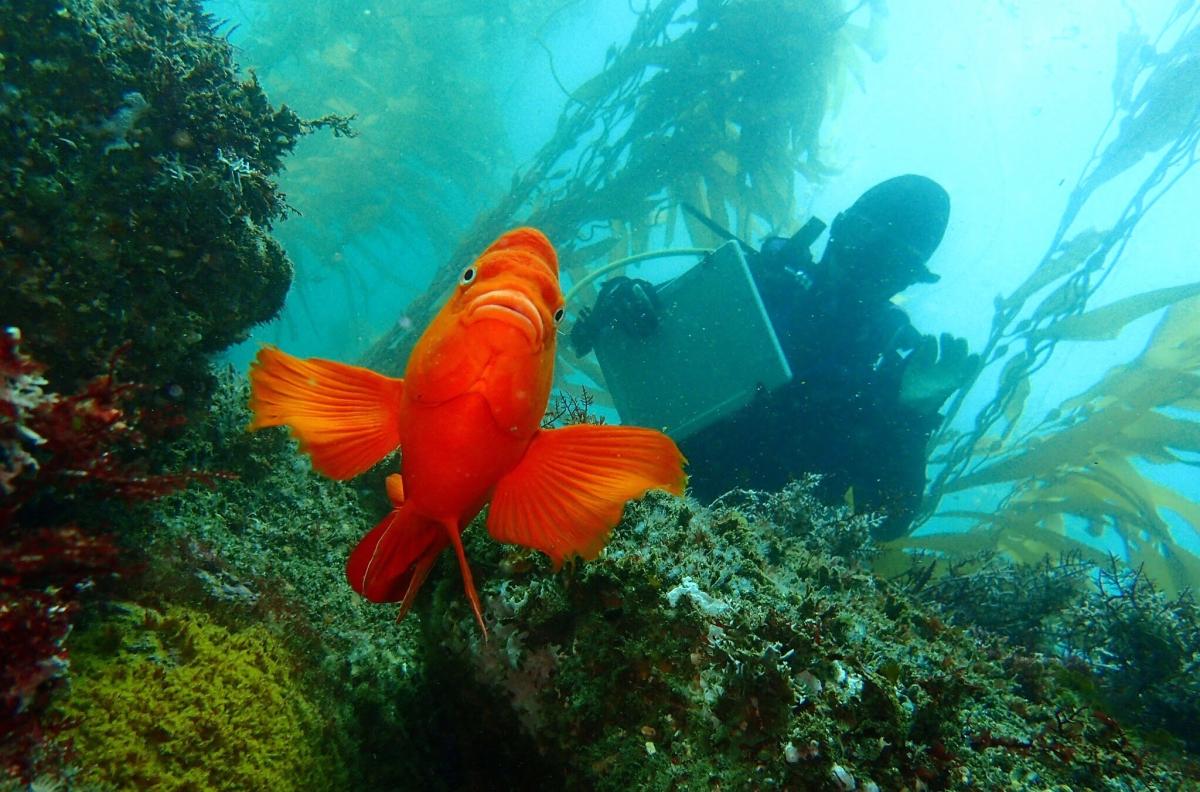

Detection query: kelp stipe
(912, 5), (1200, 594)
(361, 0), (880, 388)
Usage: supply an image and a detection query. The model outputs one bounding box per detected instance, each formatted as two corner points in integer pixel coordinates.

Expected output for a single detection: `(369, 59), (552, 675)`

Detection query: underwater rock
(0, 0), (344, 412)
(420, 481), (1196, 790)
(123, 371), (427, 789)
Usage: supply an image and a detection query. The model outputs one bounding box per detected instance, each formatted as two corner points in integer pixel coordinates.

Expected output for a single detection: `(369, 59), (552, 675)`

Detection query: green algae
(113, 370), (427, 788)
(57, 603), (348, 791)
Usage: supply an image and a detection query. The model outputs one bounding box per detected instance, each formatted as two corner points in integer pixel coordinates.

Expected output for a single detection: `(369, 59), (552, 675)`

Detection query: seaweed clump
(0, 0), (347, 411)
(122, 370), (428, 789)
(54, 602), (350, 791)
(906, 552), (1200, 756)
(416, 481), (1196, 790)
(1061, 561), (1200, 753)
(1, 329), (205, 781)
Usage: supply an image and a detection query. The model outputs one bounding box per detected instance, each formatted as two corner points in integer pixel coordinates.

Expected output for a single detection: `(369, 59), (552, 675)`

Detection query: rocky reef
(415, 482), (1198, 790)
(0, 0), (347, 412)
(11, 370), (1193, 789)
(1, 0), (345, 779)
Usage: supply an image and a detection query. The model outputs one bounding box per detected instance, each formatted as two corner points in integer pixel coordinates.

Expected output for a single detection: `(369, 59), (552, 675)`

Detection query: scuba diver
(570, 175), (978, 541)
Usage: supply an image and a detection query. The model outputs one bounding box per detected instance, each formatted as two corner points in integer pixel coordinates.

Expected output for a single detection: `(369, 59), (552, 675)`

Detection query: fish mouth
(465, 289), (543, 343)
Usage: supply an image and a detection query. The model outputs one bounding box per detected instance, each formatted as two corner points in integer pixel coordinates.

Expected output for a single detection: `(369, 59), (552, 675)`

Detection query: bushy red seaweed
(1, 327), (209, 781)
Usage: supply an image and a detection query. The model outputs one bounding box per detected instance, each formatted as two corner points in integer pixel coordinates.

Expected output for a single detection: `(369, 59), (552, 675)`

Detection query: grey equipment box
(592, 240), (793, 441)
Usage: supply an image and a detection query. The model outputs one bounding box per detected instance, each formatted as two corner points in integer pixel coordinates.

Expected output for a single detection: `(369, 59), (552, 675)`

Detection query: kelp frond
(914, 5), (1200, 594)
(363, 0), (878, 377)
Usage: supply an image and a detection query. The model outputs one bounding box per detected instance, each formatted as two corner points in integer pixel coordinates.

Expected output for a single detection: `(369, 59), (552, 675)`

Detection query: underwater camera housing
(593, 240), (793, 440)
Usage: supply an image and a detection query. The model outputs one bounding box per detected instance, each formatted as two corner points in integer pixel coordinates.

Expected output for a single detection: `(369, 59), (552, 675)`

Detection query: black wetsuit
(680, 252), (942, 540)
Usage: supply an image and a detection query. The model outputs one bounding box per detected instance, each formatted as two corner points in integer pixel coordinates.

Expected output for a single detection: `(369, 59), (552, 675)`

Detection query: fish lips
(464, 288), (546, 345)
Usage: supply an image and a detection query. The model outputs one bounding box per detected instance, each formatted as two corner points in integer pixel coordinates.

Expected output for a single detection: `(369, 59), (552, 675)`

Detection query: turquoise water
(4, 1), (1200, 788)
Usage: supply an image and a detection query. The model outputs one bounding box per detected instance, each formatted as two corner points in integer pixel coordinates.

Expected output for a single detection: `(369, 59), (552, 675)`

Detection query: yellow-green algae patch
(56, 603), (348, 791)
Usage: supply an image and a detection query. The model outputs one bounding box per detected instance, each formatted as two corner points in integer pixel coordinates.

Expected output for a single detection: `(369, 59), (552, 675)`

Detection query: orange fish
(248, 228), (686, 634)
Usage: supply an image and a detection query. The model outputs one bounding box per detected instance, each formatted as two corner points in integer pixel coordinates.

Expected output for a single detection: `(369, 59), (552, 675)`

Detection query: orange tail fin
(248, 345), (405, 480)
(486, 424), (687, 568)
(346, 508), (488, 636)
(346, 504), (448, 609)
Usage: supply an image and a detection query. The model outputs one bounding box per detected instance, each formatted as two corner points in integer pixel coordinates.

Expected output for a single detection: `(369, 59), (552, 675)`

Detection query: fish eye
(553, 307), (565, 324)
(459, 266), (476, 285)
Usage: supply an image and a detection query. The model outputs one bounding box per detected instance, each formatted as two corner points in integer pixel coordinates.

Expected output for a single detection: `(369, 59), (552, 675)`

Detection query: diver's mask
(827, 209), (940, 294)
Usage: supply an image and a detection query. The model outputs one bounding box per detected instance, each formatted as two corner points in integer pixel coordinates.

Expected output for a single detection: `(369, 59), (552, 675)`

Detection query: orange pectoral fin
(486, 425), (687, 568)
(248, 345), (405, 480)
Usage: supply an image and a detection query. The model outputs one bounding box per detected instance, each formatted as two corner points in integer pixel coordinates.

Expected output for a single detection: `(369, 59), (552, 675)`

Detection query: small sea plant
(904, 550), (1200, 754)
(1, 329), (206, 782)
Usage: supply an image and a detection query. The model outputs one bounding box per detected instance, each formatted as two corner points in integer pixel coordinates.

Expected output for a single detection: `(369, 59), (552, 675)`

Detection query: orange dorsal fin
(248, 345), (405, 480)
(487, 424), (687, 568)
(346, 504), (448, 607)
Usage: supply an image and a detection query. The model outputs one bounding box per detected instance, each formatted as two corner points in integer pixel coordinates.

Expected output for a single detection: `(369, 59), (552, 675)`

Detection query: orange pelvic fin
(385, 473), (406, 505)
(248, 345), (405, 480)
(446, 523), (487, 638)
(486, 424), (687, 568)
(346, 504), (448, 611)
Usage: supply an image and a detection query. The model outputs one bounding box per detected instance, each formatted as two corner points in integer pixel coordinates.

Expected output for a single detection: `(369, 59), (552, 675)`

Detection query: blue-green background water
(213, 0), (1200, 554)
(7, 1), (1200, 787)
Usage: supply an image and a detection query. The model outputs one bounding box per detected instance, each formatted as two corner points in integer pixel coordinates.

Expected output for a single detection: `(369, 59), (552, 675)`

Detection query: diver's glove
(570, 276), (660, 356)
(899, 332), (980, 414)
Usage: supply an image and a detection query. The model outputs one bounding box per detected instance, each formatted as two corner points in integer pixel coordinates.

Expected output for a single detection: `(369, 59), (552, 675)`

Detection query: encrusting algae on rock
(413, 480), (1199, 790)
(54, 603), (350, 791)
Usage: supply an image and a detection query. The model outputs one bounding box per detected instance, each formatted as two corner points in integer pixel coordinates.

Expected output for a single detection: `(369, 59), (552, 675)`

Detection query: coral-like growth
(56, 603), (349, 791)
(417, 481), (1197, 789)
(1, 329), (204, 781)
